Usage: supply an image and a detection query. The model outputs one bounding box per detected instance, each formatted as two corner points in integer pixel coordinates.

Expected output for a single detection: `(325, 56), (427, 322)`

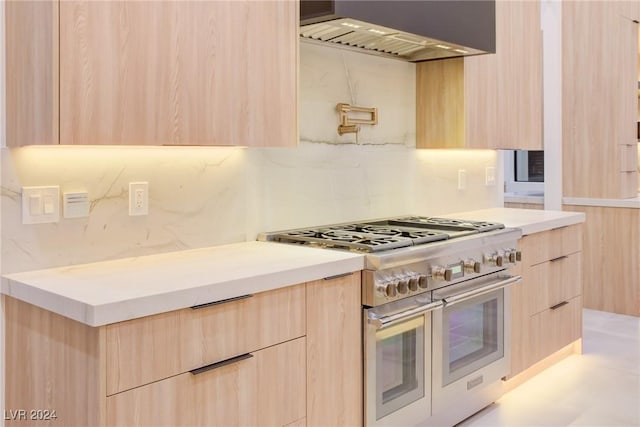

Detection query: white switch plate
(22, 186), (60, 224)
(129, 182), (149, 216)
(457, 170), (467, 191)
(485, 166), (496, 186)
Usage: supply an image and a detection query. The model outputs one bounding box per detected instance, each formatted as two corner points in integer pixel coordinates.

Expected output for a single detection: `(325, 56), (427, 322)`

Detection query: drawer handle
(190, 353), (254, 375)
(323, 272), (354, 280)
(190, 294), (253, 310)
(549, 255), (568, 263)
(550, 301), (569, 310)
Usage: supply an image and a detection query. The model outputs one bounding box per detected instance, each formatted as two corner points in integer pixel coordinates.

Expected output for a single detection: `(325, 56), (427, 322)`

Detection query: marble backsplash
(1, 43), (500, 274)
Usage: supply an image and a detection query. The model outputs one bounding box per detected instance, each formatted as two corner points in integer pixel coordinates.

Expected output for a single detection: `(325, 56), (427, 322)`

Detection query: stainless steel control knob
(408, 276), (419, 291)
(432, 266), (453, 281)
(396, 279), (409, 294)
(484, 253), (504, 267)
(385, 283), (397, 298)
(508, 250), (517, 263)
(418, 274), (428, 289)
(463, 259), (481, 274)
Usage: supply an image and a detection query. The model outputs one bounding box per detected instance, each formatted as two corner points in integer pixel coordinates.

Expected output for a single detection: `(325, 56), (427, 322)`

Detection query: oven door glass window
(442, 289), (504, 386)
(376, 316), (425, 420)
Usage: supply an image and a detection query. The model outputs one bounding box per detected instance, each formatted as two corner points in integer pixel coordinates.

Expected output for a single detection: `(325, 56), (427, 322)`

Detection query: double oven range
(260, 216), (522, 427)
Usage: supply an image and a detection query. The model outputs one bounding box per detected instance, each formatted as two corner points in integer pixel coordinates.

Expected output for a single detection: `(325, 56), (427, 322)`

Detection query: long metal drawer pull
(550, 301), (569, 310)
(323, 272), (353, 280)
(549, 255), (568, 263)
(190, 353), (254, 375)
(368, 301), (443, 329)
(443, 275), (522, 306)
(190, 294), (253, 310)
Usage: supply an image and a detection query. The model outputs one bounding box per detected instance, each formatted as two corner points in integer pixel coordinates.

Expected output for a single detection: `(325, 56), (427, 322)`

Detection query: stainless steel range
(259, 216), (522, 427)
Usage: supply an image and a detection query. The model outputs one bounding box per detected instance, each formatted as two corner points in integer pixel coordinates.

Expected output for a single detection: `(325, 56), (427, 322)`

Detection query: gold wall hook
(336, 103), (378, 136)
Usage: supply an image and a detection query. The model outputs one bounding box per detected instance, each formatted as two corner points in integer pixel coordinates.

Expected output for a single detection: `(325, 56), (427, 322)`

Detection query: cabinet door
(494, 0), (542, 150)
(306, 273), (362, 427)
(60, 1), (297, 146)
(5, 0), (58, 146)
(106, 337), (306, 427)
(563, 1), (639, 198)
(416, 0), (542, 149)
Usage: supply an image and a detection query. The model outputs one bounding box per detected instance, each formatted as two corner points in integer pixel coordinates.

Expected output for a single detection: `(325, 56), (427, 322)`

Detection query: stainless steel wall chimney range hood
(300, 0), (495, 62)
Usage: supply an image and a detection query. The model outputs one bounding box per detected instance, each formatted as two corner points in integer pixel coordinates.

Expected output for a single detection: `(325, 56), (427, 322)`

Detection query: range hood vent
(300, 1), (495, 62)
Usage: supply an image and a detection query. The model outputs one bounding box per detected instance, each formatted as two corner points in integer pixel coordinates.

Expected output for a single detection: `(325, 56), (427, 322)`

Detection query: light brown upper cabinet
(563, 1), (639, 198)
(416, 0), (542, 150)
(6, 1), (298, 147)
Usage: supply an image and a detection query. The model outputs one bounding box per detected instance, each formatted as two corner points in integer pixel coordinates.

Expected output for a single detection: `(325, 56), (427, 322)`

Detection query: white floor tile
(460, 309), (640, 427)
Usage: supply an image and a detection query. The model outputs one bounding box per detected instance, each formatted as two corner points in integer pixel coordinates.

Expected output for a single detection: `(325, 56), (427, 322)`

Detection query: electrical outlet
(485, 166), (496, 186)
(457, 170), (467, 191)
(129, 182), (149, 216)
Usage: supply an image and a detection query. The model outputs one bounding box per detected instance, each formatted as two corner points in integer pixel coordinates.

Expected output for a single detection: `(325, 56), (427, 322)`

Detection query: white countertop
(563, 194), (640, 209)
(504, 192), (544, 205)
(2, 207), (586, 327)
(443, 207), (585, 236)
(2, 241), (364, 327)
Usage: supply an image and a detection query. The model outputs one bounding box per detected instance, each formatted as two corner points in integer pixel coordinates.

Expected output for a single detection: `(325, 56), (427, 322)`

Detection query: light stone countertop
(1, 241), (364, 327)
(504, 192), (544, 205)
(563, 194), (640, 209)
(443, 207), (585, 236)
(2, 207), (586, 327)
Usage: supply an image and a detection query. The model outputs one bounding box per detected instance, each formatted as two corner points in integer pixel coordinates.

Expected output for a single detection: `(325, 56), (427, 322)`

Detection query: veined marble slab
(2, 241), (364, 327)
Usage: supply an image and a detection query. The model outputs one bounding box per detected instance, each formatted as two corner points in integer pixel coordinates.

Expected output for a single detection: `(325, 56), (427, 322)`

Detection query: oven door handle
(443, 275), (522, 306)
(367, 300), (443, 329)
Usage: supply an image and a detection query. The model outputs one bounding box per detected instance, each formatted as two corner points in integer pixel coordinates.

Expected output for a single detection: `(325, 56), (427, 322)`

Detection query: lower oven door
(364, 299), (441, 427)
(431, 274), (520, 422)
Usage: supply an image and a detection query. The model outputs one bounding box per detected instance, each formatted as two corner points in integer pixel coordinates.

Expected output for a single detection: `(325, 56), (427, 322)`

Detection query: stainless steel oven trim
(367, 300), (443, 329)
(442, 275), (521, 306)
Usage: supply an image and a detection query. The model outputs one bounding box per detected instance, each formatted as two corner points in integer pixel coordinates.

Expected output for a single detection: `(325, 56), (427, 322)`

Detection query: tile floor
(460, 309), (640, 427)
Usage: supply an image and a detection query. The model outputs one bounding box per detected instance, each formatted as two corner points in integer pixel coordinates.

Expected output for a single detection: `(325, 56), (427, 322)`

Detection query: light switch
(43, 196), (55, 214)
(29, 195), (42, 215)
(22, 186), (60, 224)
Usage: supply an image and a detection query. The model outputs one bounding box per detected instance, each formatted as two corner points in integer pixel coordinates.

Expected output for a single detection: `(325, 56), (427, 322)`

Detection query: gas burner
(389, 216), (504, 232)
(319, 230), (367, 243)
(260, 215), (506, 253)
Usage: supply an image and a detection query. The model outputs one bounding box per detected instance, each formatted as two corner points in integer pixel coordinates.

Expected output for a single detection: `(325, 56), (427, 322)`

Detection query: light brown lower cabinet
(509, 224), (584, 378)
(4, 272), (362, 427)
(106, 338), (306, 427)
(563, 205), (640, 316)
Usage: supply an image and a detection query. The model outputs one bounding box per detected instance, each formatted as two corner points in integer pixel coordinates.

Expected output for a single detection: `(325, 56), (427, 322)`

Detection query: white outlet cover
(63, 191), (90, 219)
(129, 182), (149, 216)
(22, 186), (60, 224)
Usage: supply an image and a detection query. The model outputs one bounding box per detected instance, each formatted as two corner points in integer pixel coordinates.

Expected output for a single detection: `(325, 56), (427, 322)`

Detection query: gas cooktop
(259, 216), (504, 253)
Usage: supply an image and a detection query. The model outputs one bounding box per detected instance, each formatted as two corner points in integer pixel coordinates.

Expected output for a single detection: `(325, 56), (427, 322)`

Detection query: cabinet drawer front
(527, 252), (582, 315)
(106, 337), (306, 427)
(529, 295), (582, 365)
(106, 284), (305, 395)
(522, 224), (582, 266)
